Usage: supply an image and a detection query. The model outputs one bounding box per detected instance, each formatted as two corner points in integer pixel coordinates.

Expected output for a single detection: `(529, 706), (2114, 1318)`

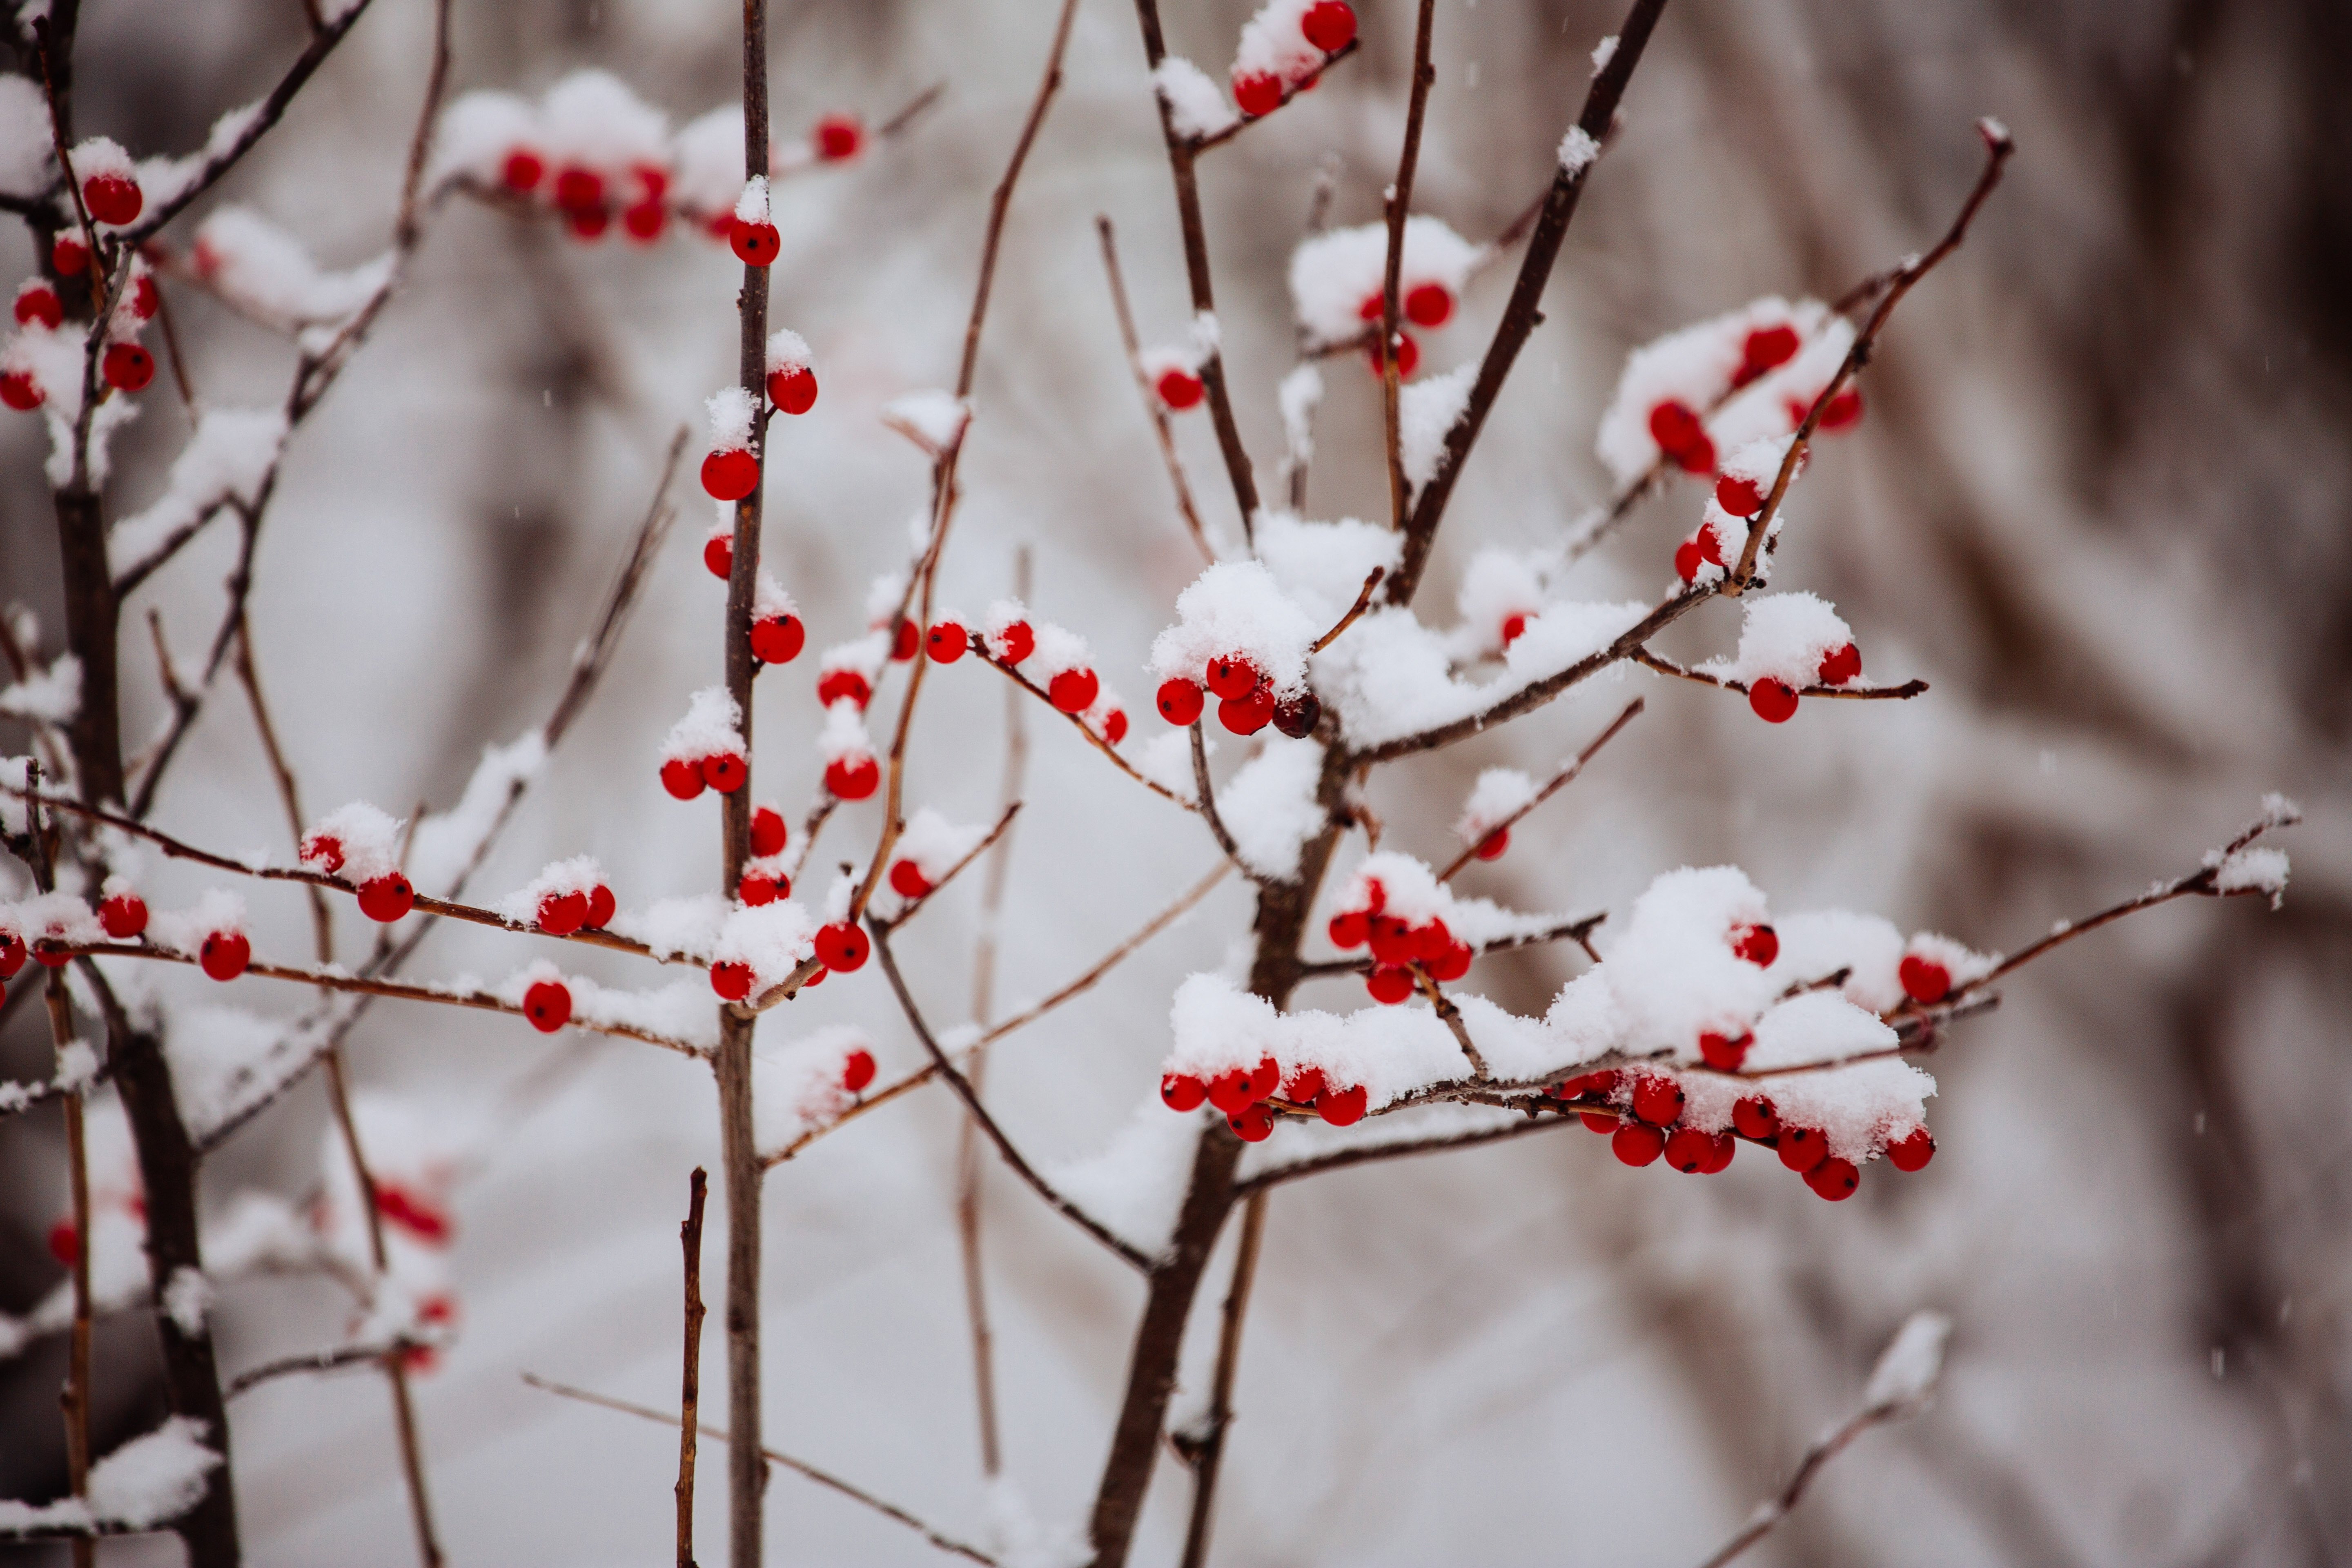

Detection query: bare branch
(1379, 0), (1439, 529)
(1096, 215), (1214, 564)
(676, 1168), (708, 1568)
(1189, 721), (1249, 876)
(1309, 568), (1384, 655)
(1629, 646), (1929, 704)
(1437, 697), (1642, 880)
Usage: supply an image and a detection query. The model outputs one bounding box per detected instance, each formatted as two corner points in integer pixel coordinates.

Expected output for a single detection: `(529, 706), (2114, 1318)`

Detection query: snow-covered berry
(814, 114), (863, 161)
(1232, 71), (1283, 118)
(1715, 474), (1764, 516)
(1316, 1083), (1367, 1126)
(357, 875), (415, 923)
(888, 619), (919, 662)
(738, 869), (787, 906)
(750, 806), (789, 858)
(128, 274), (158, 321)
(99, 893), (148, 940)
(750, 614), (805, 664)
(769, 364), (817, 414)
(816, 669), (871, 709)
(824, 753), (879, 800)
(1475, 827), (1509, 861)
(926, 620), (968, 663)
(991, 621), (1035, 664)
(1698, 1030), (1751, 1071)
(1162, 1072), (1207, 1112)
(586, 884), (616, 928)
(1898, 954), (1951, 1005)
(815, 921), (869, 972)
(1886, 1127), (1936, 1172)
(729, 218), (780, 266)
(15, 282), (61, 330)
(52, 234), (88, 276)
(1425, 940), (1472, 982)
(537, 890), (588, 935)
(1, 372), (40, 411)
(1049, 668), (1099, 714)
(1282, 1066), (1326, 1105)
(1102, 708), (1129, 744)
(1204, 655), (1260, 702)
(1748, 677), (1799, 724)
(1272, 693), (1321, 739)
(1630, 1076), (1684, 1127)
(102, 343), (154, 393)
(524, 979), (572, 1032)
(841, 1047), (875, 1092)
(1731, 923), (1778, 967)
(701, 752), (748, 793)
(1734, 324), (1800, 387)
(710, 961), (753, 1000)
(83, 172), (142, 226)
(1218, 686), (1274, 736)
(1367, 331), (1420, 379)
(702, 448), (760, 501)
(888, 860), (931, 899)
(661, 757), (706, 800)
(1155, 367), (1204, 410)
(1817, 641), (1861, 686)
(200, 931), (250, 982)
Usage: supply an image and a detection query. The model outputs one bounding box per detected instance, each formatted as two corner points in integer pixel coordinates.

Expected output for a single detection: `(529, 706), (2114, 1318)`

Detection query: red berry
(1206, 1068), (1254, 1115)
(98, 893), (147, 939)
(625, 191), (668, 235)
(1360, 878), (1386, 913)
(16, 284), (61, 329)
(1049, 667), (1100, 714)
(1204, 655), (1260, 701)
(816, 669), (871, 708)
(1698, 1030), (1751, 1071)
(1366, 965), (1415, 1004)
(537, 890), (588, 935)
(730, 218), (780, 267)
(586, 884), (616, 928)
(1664, 1127), (1718, 1173)
(377, 1184), (454, 1243)
(991, 621), (1035, 664)
(816, 921), (869, 972)
(1475, 826), (1509, 861)
(701, 752), (748, 793)
(1673, 539), (1703, 582)
(1218, 686), (1274, 735)
(1580, 1110), (1617, 1134)
(501, 149), (545, 191)
(302, 833), (345, 873)
(889, 860), (931, 899)
(47, 1218), (77, 1266)
(738, 871), (786, 905)
(1412, 918), (1453, 964)
(1, 371), (41, 411)
(1327, 909), (1368, 949)
(1613, 1123), (1665, 1167)
(102, 342), (154, 393)
(702, 448), (760, 501)
(1233, 71), (1283, 118)
(1647, 399), (1716, 473)
(553, 167), (604, 211)
(880, 619), (915, 663)
(1630, 1075), (1685, 1127)
(200, 931), (250, 982)
(768, 365), (818, 414)
(1162, 1072), (1207, 1112)
(814, 113), (863, 161)
(33, 940), (69, 969)
(1817, 641), (1861, 686)
(1366, 331), (1420, 379)
(1777, 1126), (1829, 1174)
(1228, 1101), (1276, 1142)
(824, 753), (879, 800)
(1737, 324), (1801, 385)
(1817, 386), (1863, 432)
(841, 1047), (876, 1092)
(1316, 1082), (1367, 1126)
(751, 806), (789, 858)
(661, 757), (706, 800)
(52, 234), (88, 276)
(1805, 1156), (1860, 1200)
(1731, 923), (1778, 967)
(710, 961), (753, 1000)
(1715, 474), (1764, 516)
(83, 172), (142, 226)
(524, 979), (572, 1032)
(1886, 1127), (1936, 1172)
(1402, 281), (1451, 328)
(1282, 1066), (1326, 1105)
(1898, 954), (1951, 1005)
(1103, 708), (1129, 744)
(1155, 367), (1204, 410)
(0, 933), (23, 978)
(565, 203), (609, 241)
(1246, 1056), (1281, 1101)
(749, 614), (805, 665)
(1748, 677), (1799, 724)
(704, 534), (734, 579)
(1302, 0), (1356, 49)
(129, 274), (158, 321)
(927, 621), (968, 663)
(358, 875), (415, 923)
(1425, 940), (1472, 982)
(1500, 612), (1527, 647)
(1700, 1134), (1737, 1173)
(1271, 693), (1320, 739)
(1367, 916), (1416, 967)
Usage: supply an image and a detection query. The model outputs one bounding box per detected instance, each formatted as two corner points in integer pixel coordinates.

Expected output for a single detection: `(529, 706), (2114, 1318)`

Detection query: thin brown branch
(1309, 568), (1384, 654)
(1380, 0), (1439, 529)
(521, 1374), (997, 1567)
(889, 803), (1021, 923)
(1437, 697), (1642, 880)
(1693, 1398), (1924, 1568)
(1174, 1189), (1267, 1568)
(1096, 215), (1214, 564)
(1724, 122), (2013, 592)
(1189, 720), (1250, 876)
(869, 923), (1154, 1272)
(45, 974), (94, 1568)
(1630, 646), (1929, 704)
(1418, 971), (1489, 1078)
(972, 649), (1197, 811)
(1298, 911), (1604, 978)
(223, 1339), (422, 1400)
(1386, 0), (1671, 606)
(677, 1168), (708, 1568)
(873, 80), (949, 140)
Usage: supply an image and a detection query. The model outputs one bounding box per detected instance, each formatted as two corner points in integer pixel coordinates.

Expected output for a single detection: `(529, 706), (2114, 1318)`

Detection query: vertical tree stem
(678, 1168), (710, 1568)
(1176, 1190), (1267, 1568)
(45, 974), (94, 1568)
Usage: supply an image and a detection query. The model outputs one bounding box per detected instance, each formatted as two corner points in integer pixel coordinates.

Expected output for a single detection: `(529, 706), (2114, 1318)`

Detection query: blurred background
(1, 0), (2347, 1562)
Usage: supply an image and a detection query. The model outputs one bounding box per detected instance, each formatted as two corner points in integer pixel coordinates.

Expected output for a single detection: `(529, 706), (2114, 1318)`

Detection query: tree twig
(1379, 0), (1439, 529)
(677, 1168), (708, 1568)
(1096, 215), (1214, 564)
(1629, 646), (1928, 704)
(1174, 1189), (1267, 1568)
(1436, 697), (1642, 880)
(1189, 720), (1249, 876)
(1309, 568), (1384, 654)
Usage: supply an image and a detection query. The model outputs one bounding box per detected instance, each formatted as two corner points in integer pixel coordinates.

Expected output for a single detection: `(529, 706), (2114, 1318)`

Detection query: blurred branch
(1379, 0), (1438, 529)
(1096, 215), (1214, 564)
(971, 647), (1198, 811)
(675, 1168), (708, 1568)
(1189, 721), (1250, 878)
(1173, 1189), (1267, 1568)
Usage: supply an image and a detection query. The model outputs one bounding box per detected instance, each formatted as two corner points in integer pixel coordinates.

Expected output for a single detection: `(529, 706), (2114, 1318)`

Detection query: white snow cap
(894, 808), (989, 881)
(659, 686), (742, 765)
(752, 569), (797, 621)
(1220, 739), (1325, 881)
(751, 1025), (878, 1158)
(0, 652), (78, 724)
(1452, 546), (1547, 652)
(190, 209), (392, 326)
(2, 890), (105, 955)
(706, 385), (756, 452)
(670, 105), (746, 214)
(425, 90), (537, 187)
(816, 697), (873, 764)
(1232, 0), (1326, 87)
(1456, 767), (1537, 842)
(1864, 1310), (1952, 1410)
(1700, 590), (1853, 689)
(144, 889), (247, 959)
(1558, 125), (1601, 174)
(1148, 559), (1321, 697)
(711, 900), (818, 992)
(0, 74), (50, 194)
(538, 69), (671, 175)
(1288, 218), (1481, 347)
(491, 855), (605, 925)
(1277, 363), (1324, 474)
(300, 800), (407, 884)
(1591, 35), (1619, 72)
(1595, 296), (1849, 485)
(70, 135), (136, 189)
(733, 174), (770, 224)
(818, 629), (890, 685)
(1400, 362), (1474, 490)
(1027, 621), (1094, 681)
(765, 327), (811, 374)
(1154, 58), (1240, 139)
(882, 389), (969, 455)
(107, 405), (288, 579)
(1252, 512), (1399, 621)
(2213, 846), (2290, 908)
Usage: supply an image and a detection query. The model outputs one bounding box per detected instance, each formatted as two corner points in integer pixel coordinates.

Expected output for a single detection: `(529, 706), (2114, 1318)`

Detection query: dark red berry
(815, 921), (869, 972)
(586, 884), (616, 928)
(1748, 677), (1799, 724)
(357, 875), (415, 923)
(661, 758), (706, 800)
(1731, 923), (1779, 967)
(102, 343), (154, 393)
(1162, 1073), (1207, 1112)
(704, 535), (734, 579)
(1500, 612), (1527, 647)
(1248, 1057), (1281, 1100)
(1613, 1123), (1665, 1167)
(1647, 399), (1716, 474)
(553, 167), (603, 210)
(1103, 710), (1128, 744)
(1402, 281), (1451, 328)
(623, 201), (666, 241)
(1367, 916), (1415, 968)
(1674, 539), (1703, 582)
(887, 619), (918, 662)
(1, 371), (41, 411)
(1777, 1126), (1829, 1174)
(0, 933), (24, 978)
(1327, 909), (1368, 949)
(51, 234), (88, 276)
(16, 284), (61, 329)
(1272, 692), (1321, 739)
(1282, 1066), (1326, 1105)
(1817, 386), (1863, 432)
(1476, 826), (1509, 861)
(814, 114), (862, 161)
(565, 203), (610, 241)
(524, 979), (572, 1032)
(1886, 1127), (1936, 1172)
(751, 806), (788, 858)
(816, 669), (871, 708)
(48, 1219), (77, 1266)
(1736, 324), (1800, 385)
(1581, 1110), (1617, 1134)
(738, 871), (786, 906)
(1366, 332), (1420, 379)
(1229, 1101), (1275, 1142)
(1715, 474), (1764, 516)
(1899, 954), (1951, 1005)
(1207, 1070), (1254, 1115)
(83, 172), (142, 226)
(502, 149), (545, 191)
(1805, 1156), (1860, 1200)
(1664, 1127), (1717, 1173)
(1218, 686), (1275, 735)
(1204, 656), (1259, 701)
(841, 1048), (875, 1092)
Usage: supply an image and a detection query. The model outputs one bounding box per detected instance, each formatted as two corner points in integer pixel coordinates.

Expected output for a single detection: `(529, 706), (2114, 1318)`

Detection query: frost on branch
(107, 406), (289, 578)
(0, 1417), (221, 1537)
(1863, 1310), (1952, 1412)
(1558, 124), (1601, 176)
(1400, 362), (1475, 490)
(189, 210), (392, 330)
(1152, 58), (1239, 140)
(1288, 218), (1480, 347)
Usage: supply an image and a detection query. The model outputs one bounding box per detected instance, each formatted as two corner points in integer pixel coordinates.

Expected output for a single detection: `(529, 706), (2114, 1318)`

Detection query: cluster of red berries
(737, 806), (793, 904)
(532, 880), (618, 935)
(661, 748), (748, 800)
(1161, 1056), (1368, 1141)
(1552, 1070), (1935, 1199)
(500, 150), (673, 242)
(1327, 880), (1476, 1002)
(1645, 324), (1809, 477)
(707, 919), (869, 1001)
(1740, 642), (1861, 725)
(1352, 280), (1455, 378)
(1232, 1), (1356, 117)
(301, 833), (425, 924)
(1156, 654), (1320, 739)
(5, 252), (162, 411)
(922, 612), (1124, 735)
